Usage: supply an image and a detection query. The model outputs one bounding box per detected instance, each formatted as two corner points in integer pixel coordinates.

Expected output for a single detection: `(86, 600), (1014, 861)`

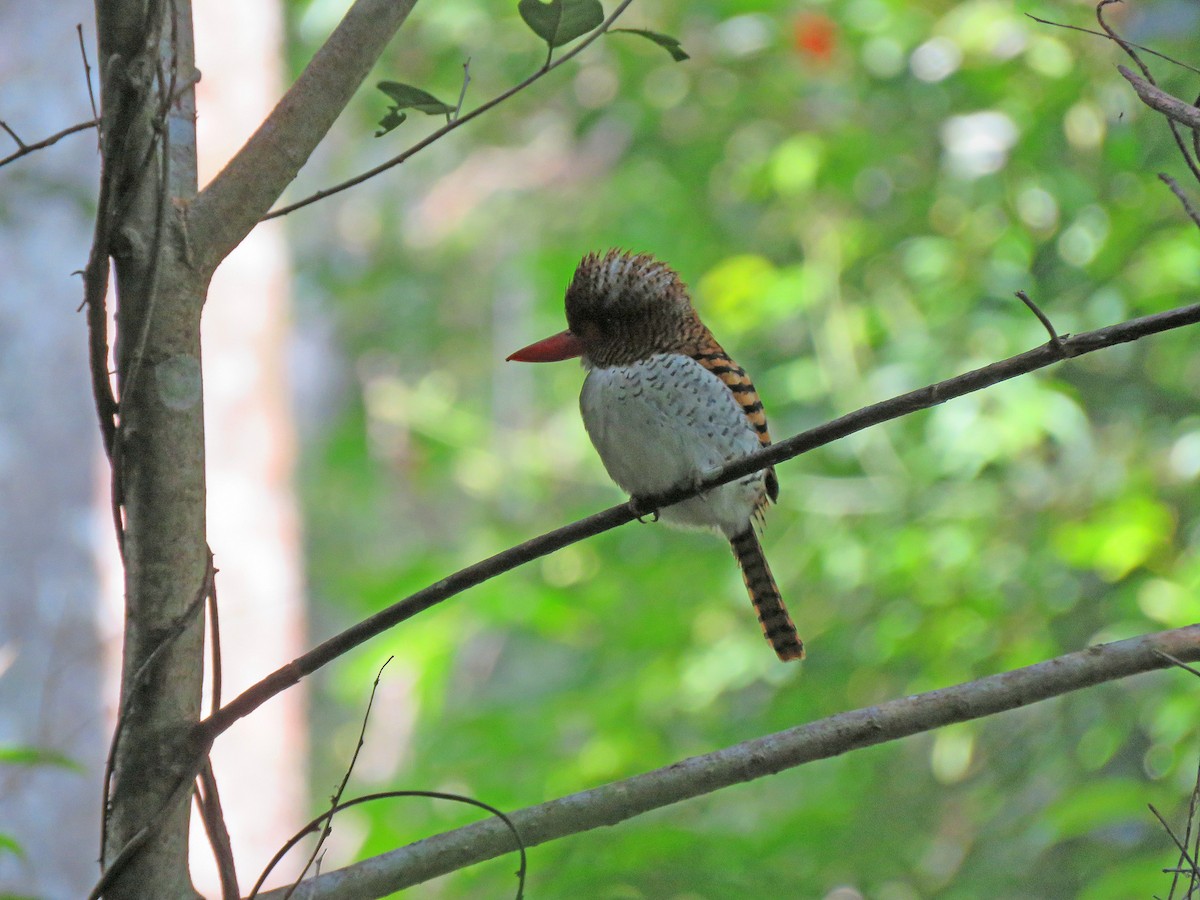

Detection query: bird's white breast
(579, 352), (767, 536)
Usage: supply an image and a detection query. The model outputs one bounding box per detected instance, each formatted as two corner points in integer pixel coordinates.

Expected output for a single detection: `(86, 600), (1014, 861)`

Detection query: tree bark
(95, 0), (206, 895)
(90, 0), (422, 891)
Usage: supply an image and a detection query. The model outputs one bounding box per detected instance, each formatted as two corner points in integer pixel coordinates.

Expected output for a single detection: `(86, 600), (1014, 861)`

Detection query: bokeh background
(290, 0), (1200, 896)
(3, 0), (1200, 896)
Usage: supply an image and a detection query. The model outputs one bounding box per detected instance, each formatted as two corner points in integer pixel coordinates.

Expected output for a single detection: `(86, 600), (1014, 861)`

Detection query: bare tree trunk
(95, 0), (206, 895)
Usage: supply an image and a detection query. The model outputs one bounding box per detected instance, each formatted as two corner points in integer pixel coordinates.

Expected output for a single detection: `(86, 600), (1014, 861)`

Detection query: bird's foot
(628, 497), (660, 523)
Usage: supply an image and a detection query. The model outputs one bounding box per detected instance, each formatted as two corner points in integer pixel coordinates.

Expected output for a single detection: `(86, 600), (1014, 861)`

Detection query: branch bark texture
(259, 625), (1200, 899)
(1118, 65), (1200, 131)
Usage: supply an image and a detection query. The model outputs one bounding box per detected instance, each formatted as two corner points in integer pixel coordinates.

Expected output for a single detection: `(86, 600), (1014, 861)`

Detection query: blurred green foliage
(281, 0), (1200, 895)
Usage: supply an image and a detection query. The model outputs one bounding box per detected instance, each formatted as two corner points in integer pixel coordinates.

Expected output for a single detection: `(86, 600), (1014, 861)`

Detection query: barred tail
(729, 528), (805, 661)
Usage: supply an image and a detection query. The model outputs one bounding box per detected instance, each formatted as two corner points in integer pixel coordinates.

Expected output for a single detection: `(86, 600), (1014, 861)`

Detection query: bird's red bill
(506, 329), (584, 362)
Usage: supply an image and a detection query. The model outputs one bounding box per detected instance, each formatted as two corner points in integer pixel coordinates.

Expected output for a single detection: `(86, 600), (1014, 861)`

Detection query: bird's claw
(628, 498), (659, 523)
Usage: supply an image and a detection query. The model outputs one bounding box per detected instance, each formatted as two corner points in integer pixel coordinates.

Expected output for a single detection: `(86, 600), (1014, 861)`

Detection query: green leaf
(610, 28), (690, 62)
(375, 108), (407, 137)
(375, 82), (456, 136)
(518, 0), (604, 49)
(0, 745), (84, 771)
(0, 833), (27, 861)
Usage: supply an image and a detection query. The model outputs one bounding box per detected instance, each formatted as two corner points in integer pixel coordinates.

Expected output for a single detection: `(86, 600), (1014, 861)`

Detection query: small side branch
(1159, 173), (1200, 230)
(281, 658), (393, 900)
(195, 760), (240, 900)
(1015, 290), (1065, 352)
(78, 24), (100, 150)
(0, 118), (97, 168)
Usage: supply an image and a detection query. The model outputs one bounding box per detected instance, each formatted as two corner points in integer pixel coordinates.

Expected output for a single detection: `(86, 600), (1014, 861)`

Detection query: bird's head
(507, 249), (702, 368)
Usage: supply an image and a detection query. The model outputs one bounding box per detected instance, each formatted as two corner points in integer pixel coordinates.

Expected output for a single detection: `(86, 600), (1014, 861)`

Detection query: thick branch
(1118, 65), (1200, 131)
(258, 625), (1200, 899)
(196, 300), (1200, 748)
(188, 0), (418, 272)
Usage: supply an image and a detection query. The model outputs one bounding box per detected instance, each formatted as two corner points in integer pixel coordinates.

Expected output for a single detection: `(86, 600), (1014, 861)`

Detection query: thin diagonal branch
(78, 24), (100, 150)
(0, 118), (97, 168)
(1159, 173), (1200, 231)
(252, 790), (528, 900)
(255, 625), (1200, 899)
(195, 299), (1200, 749)
(195, 760), (239, 900)
(1024, 14), (1200, 76)
(260, 0), (637, 222)
(283, 658), (393, 900)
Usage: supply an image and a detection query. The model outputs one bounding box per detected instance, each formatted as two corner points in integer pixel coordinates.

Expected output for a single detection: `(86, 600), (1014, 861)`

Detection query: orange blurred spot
(793, 12), (836, 62)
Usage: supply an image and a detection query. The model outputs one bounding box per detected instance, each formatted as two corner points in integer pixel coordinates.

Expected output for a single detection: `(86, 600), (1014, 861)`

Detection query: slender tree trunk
(95, 0), (206, 895)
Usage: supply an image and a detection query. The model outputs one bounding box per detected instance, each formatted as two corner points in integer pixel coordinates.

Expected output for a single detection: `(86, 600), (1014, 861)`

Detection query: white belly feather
(579, 352), (767, 537)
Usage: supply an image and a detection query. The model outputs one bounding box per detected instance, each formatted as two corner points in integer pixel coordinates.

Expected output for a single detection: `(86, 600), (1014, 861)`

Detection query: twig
(78, 24), (101, 151)
(1159, 174), (1200, 230)
(0, 120), (25, 149)
(281, 657), (394, 900)
(207, 554), (224, 712)
(0, 118), (97, 168)
(1154, 649), (1200, 680)
(1153, 652), (1200, 900)
(115, 0), (180, 413)
(193, 554), (237, 898)
(262, 0), (637, 220)
(250, 791), (527, 900)
(196, 760), (240, 900)
(88, 823), (156, 900)
(1024, 14), (1200, 76)
(1187, 757), (1200, 898)
(1098, 2), (1200, 186)
(1150, 803), (1200, 892)
(1015, 290), (1064, 351)
(1097, 0), (1151, 80)
(196, 298), (1200, 747)
(89, 773), (198, 900)
(253, 626), (1200, 899)
(453, 57), (471, 122)
(99, 552), (214, 863)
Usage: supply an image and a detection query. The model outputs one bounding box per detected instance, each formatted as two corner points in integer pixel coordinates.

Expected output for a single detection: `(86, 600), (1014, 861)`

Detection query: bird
(507, 249), (804, 661)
